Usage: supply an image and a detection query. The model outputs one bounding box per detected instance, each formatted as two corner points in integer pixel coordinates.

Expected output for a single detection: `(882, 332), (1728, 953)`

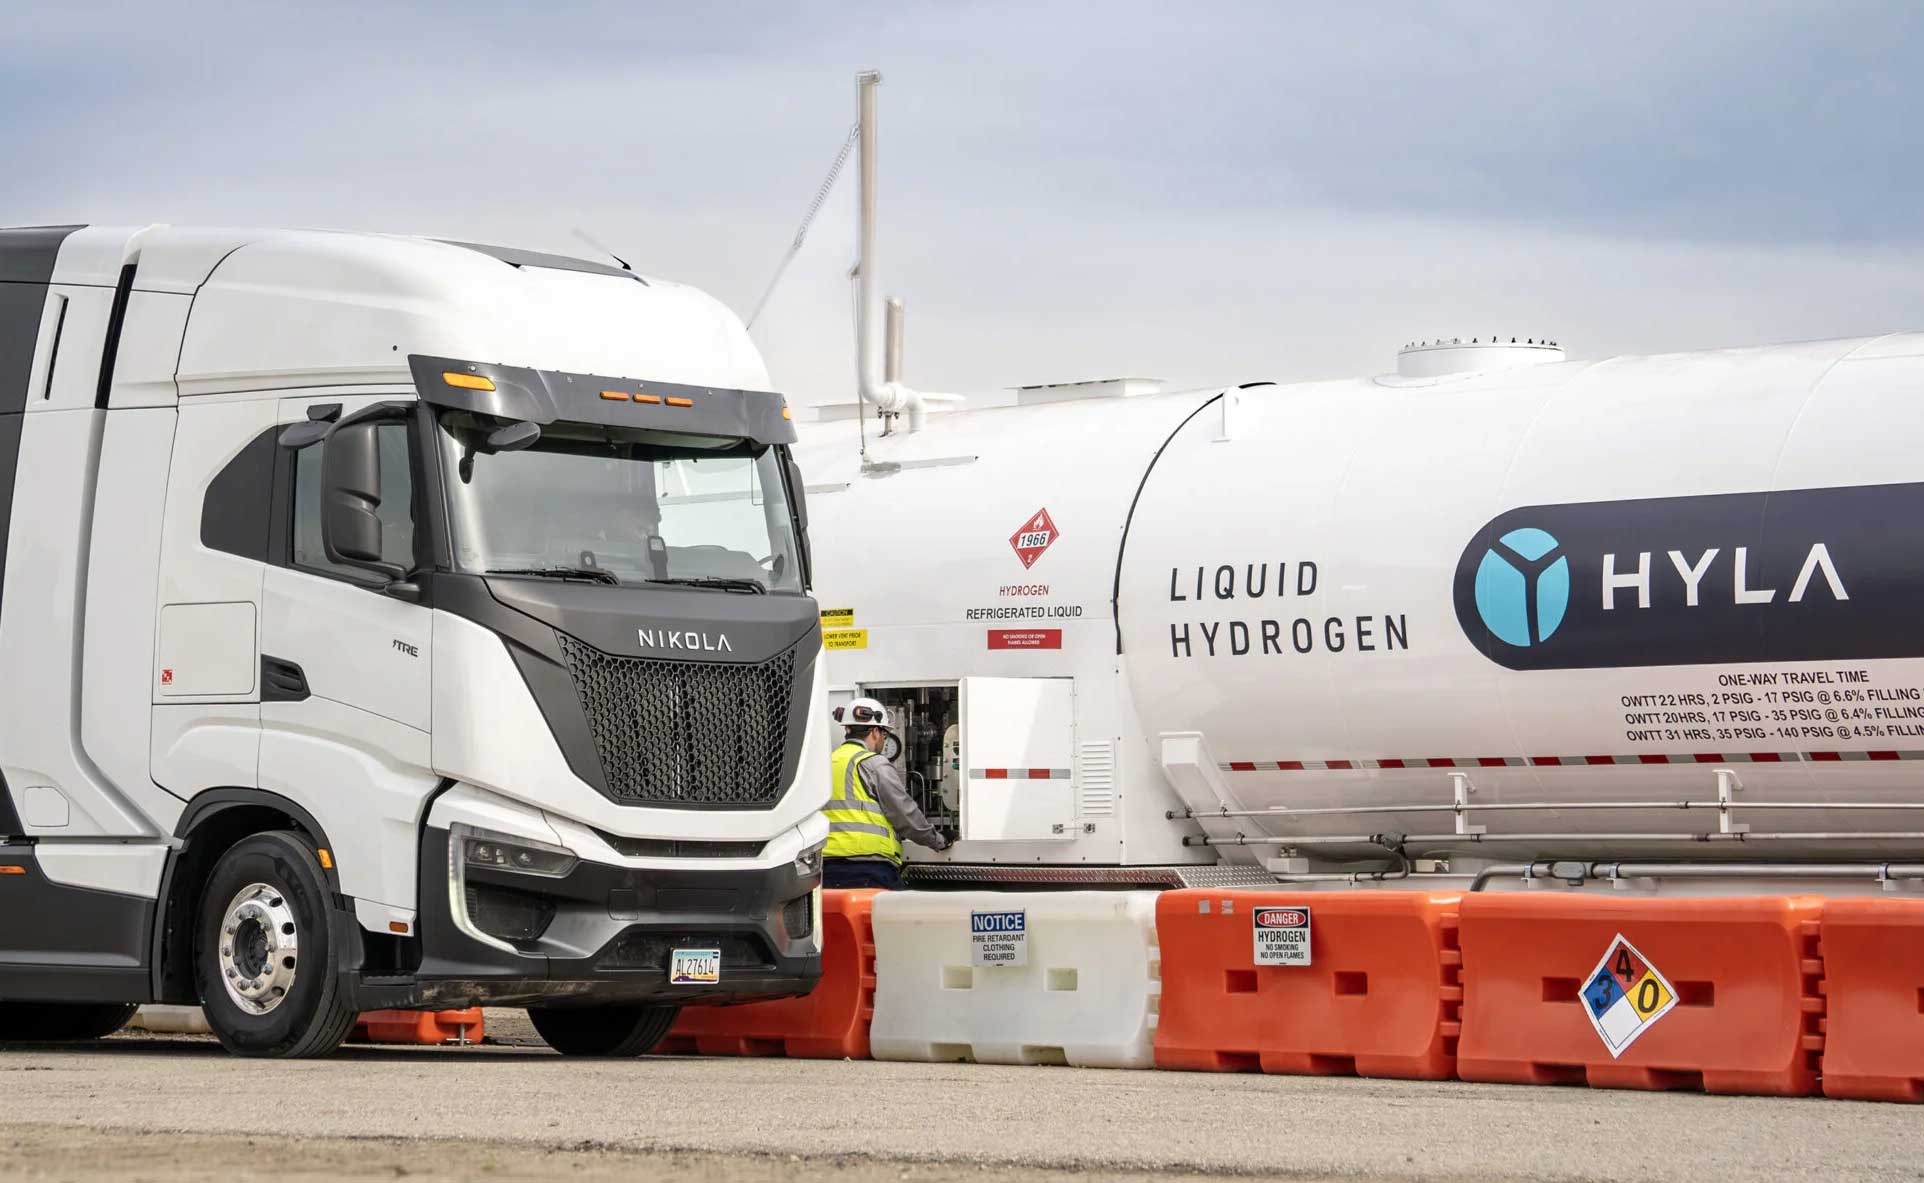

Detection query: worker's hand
(921, 830), (952, 852)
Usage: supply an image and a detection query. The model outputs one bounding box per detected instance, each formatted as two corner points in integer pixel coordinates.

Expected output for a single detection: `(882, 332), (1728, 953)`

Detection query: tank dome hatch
(1396, 336), (1565, 379)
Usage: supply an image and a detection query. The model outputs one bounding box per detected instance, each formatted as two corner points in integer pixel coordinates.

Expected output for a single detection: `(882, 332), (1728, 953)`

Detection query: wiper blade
(644, 576), (767, 594)
(486, 566), (620, 585)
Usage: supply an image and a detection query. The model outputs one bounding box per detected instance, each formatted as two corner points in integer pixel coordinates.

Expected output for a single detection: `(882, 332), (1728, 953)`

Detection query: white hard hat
(834, 697), (893, 733)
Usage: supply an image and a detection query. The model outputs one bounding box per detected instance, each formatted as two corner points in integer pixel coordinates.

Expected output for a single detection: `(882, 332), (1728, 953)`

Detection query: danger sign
(1010, 508), (1060, 570)
(1252, 905), (1311, 966)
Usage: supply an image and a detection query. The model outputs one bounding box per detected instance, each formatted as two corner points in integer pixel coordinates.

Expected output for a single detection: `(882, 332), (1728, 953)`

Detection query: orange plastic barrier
(1820, 897), (1924, 1102)
(1456, 893), (1823, 1096)
(661, 889), (878, 1059)
(1154, 890), (1463, 1080)
(353, 1008), (484, 1045)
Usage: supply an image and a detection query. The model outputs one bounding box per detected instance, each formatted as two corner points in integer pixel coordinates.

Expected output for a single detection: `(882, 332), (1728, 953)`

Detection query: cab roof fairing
(410, 354), (797, 447)
(152, 229), (769, 397)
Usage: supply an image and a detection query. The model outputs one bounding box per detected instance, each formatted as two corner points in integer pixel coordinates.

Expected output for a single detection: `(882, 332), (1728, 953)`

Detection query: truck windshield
(436, 411), (803, 593)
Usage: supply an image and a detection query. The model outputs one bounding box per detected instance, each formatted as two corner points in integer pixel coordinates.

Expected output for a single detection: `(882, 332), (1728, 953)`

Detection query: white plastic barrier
(127, 1005), (211, 1034)
(869, 890), (1160, 1069)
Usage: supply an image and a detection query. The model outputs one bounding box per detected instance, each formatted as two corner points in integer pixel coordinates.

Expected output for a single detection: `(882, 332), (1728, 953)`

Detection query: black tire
(0, 1002), (139, 1042)
(195, 830), (358, 1058)
(528, 1004), (681, 1057)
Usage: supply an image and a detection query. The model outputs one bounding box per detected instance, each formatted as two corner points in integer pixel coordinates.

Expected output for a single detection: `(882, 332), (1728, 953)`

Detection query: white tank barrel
(798, 333), (1924, 871)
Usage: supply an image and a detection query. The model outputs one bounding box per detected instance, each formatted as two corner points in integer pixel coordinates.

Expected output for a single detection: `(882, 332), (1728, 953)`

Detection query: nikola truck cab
(0, 225), (827, 1057)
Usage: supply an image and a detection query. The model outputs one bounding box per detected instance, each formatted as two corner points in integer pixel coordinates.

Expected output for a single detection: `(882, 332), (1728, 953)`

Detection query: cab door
(256, 396), (437, 912)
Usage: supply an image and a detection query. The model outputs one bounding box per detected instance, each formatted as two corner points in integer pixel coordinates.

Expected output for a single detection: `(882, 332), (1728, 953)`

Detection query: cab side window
(291, 422), (415, 579)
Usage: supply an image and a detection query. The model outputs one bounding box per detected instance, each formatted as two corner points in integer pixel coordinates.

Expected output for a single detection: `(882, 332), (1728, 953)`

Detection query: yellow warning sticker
(823, 628), (868, 651)
(819, 608), (855, 628)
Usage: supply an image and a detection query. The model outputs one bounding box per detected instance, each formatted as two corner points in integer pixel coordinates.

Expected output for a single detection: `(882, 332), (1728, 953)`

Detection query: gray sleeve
(858, 758), (940, 847)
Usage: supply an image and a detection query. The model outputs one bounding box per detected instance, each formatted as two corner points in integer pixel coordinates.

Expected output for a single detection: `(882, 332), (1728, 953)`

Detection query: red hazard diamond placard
(1010, 508), (1059, 569)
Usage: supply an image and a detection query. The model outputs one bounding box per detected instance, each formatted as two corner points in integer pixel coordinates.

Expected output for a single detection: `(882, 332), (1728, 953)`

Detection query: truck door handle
(262, 656), (310, 703)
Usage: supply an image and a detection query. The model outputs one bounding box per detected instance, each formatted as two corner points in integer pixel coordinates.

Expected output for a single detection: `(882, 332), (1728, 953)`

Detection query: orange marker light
(782, 406), (793, 420)
(0, 865), (25, 876)
(634, 393), (663, 405)
(389, 920), (411, 934)
(316, 848), (334, 870)
(666, 396), (694, 408)
(599, 390), (631, 401)
(443, 371), (496, 391)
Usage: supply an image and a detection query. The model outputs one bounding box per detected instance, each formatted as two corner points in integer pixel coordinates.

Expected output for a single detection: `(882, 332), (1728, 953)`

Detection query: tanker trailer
(791, 335), (1924, 893)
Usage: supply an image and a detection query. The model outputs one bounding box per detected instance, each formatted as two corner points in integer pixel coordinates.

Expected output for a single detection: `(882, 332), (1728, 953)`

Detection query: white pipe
(854, 70), (901, 418)
(853, 69), (940, 433)
(1469, 861), (1924, 892)
(885, 297), (904, 384)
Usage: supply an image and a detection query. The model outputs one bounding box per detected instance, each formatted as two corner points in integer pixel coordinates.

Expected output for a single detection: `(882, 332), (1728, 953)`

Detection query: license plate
(669, 947), (721, 985)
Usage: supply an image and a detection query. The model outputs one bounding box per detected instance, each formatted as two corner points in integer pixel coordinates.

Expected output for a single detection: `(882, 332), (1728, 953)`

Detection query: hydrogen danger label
(1252, 906), (1311, 966)
(1010, 509), (1060, 570)
(822, 628), (868, 651)
(970, 909), (1028, 967)
(1582, 934), (1678, 1057)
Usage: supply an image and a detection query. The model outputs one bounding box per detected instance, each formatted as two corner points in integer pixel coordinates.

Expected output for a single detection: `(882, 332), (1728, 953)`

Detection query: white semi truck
(0, 225), (829, 1057)
(795, 334), (1924, 896)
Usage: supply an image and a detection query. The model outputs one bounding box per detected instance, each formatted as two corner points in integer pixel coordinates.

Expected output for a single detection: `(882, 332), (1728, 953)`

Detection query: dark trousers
(823, 859), (903, 890)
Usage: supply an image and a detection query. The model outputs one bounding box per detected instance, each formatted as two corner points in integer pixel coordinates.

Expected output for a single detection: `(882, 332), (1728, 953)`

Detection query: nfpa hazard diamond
(1010, 508), (1060, 570)
(1581, 933), (1678, 1058)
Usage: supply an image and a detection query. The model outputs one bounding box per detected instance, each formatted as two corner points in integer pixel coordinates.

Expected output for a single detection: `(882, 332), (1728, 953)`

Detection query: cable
(747, 122), (861, 329)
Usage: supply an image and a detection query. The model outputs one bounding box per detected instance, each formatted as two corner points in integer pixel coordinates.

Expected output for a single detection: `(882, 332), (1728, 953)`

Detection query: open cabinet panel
(959, 676), (1075, 842)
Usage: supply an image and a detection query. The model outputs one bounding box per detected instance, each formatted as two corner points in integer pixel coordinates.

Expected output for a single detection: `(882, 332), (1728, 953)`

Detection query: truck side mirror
(321, 421), (403, 579)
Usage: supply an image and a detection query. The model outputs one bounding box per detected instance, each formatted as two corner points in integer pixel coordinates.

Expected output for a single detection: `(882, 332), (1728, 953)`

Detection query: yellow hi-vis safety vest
(824, 741), (903, 863)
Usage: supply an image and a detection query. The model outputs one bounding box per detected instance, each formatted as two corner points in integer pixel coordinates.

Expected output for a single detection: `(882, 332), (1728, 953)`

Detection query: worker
(823, 698), (950, 889)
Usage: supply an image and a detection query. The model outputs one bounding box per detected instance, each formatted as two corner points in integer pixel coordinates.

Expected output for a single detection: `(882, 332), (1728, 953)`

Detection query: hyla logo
(1473, 527), (1569, 647)
(1010, 508), (1059, 570)
(1452, 483), (1901, 671)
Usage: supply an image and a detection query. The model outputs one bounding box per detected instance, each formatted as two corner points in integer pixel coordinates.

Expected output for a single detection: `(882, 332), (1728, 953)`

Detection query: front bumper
(350, 826), (821, 1011)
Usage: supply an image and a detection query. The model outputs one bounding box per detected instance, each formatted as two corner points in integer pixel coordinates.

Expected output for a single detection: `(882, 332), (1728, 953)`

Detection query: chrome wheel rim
(219, 883), (299, 1015)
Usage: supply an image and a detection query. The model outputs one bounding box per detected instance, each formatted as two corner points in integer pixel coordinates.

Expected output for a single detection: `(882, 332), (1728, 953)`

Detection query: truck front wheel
(195, 831), (358, 1058)
(528, 1003), (679, 1056)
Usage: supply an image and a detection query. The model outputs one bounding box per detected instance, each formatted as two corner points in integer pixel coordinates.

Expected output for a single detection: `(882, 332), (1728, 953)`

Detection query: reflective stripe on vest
(824, 741), (903, 863)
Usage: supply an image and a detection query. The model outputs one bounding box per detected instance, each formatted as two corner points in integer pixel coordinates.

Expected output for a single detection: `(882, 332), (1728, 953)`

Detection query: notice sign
(822, 629), (868, 651)
(1252, 905), (1311, 966)
(819, 608), (855, 628)
(988, 628), (1063, 650)
(970, 909), (1028, 967)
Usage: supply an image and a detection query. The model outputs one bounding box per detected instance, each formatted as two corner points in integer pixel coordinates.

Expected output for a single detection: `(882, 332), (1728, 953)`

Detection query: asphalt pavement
(0, 1025), (1918, 1182)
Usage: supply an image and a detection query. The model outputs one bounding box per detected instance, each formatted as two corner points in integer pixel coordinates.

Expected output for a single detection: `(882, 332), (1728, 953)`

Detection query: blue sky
(7, 2), (1924, 402)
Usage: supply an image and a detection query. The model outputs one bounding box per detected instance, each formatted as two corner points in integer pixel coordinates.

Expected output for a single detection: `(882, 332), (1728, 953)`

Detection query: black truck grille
(556, 636), (795, 808)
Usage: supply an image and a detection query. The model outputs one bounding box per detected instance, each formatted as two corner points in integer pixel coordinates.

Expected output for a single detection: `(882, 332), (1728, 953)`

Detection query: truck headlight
(453, 824), (577, 878)
(794, 840), (825, 878)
